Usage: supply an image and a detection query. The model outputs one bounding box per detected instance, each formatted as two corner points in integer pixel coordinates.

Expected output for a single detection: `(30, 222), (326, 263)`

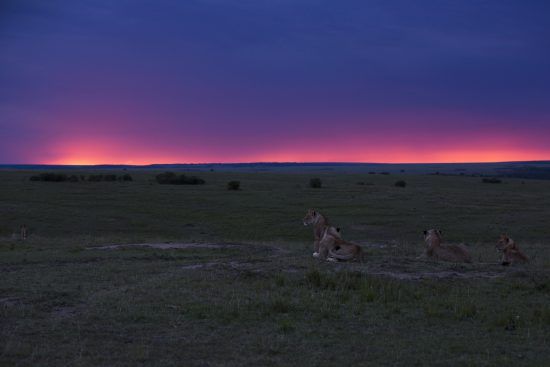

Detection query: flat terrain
(1, 170), (549, 366)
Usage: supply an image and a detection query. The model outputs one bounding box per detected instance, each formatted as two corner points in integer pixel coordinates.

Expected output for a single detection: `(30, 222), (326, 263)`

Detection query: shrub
(309, 178), (322, 188)
(88, 174), (104, 182)
(395, 180), (407, 188)
(122, 174), (133, 181)
(155, 172), (205, 185)
(227, 181), (240, 190)
(30, 173), (131, 183)
(29, 173), (69, 182)
(186, 176), (205, 184)
(155, 172), (177, 184)
(482, 178), (502, 184)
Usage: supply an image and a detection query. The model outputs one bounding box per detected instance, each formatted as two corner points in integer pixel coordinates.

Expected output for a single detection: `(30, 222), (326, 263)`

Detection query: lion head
(303, 209), (319, 226)
(496, 234), (513, 251)
(423, 229), (442, 246)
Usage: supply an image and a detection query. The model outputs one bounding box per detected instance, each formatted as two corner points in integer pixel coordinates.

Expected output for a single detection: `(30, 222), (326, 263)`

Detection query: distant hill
(1, 161), (550, 179)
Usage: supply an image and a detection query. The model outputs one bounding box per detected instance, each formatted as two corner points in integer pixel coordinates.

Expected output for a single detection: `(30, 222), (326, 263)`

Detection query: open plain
(1, 168), (549, 366)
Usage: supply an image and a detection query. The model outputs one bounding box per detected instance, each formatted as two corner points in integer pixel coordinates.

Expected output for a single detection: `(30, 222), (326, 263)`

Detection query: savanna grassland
(1, 169), (549, 366)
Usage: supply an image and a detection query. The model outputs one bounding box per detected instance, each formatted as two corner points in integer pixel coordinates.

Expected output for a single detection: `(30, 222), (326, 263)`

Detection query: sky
(1, 0), (549, 164)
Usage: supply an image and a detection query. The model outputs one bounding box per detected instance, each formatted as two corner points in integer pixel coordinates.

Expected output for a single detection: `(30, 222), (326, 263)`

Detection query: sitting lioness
(420, 229), (472, 263)
(496, 234), (529, 265)
(303, 209), (335, 257)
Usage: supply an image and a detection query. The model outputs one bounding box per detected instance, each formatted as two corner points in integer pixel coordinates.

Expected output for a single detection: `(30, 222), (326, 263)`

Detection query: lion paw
(327, 257), (338, 262)
(312, 252), (320, 258)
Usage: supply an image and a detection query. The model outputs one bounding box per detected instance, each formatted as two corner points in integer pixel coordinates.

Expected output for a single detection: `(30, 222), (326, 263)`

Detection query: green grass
(0, 170), (549, 366)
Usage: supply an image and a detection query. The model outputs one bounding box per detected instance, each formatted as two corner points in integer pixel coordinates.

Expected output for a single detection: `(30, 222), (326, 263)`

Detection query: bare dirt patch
(88, 242), (244, 250)
(87, 242), (288, 254)
(0, 297), (21, 307)
(51, 306), (77, 319)
(364, 269), (504, 280)
(334, 256), (508, 280)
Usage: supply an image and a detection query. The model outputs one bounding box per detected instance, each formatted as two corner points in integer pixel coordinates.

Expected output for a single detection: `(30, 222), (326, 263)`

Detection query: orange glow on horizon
(46, 147), (550, 165)
(37, 133), (550, 166)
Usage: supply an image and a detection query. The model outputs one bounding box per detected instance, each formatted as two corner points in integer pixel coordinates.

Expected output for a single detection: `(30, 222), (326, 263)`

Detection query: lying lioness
(496, 234), (529, 265)
(321, 226), (363, 262)
(420, 229), (472, 263)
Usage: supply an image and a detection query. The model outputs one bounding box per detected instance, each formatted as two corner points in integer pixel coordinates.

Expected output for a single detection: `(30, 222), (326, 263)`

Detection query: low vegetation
(483, 177), (502, 184)
(227, 180), (240, 190)
(2, 169), (550, 366)
(394, 180), (407, 187)
(309, 177), (322, 188)
(155, 171), (205, 185)
(30, 173), (133, 182)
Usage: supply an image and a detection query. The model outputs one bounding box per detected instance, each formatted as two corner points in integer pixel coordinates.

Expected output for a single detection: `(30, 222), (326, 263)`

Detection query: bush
(88, 174), (104, 182)
(184, 176), (205, 185)
(227, 181), (240, 190)
(482, 178), (502, 184)
(155, 172), (177, 184)
(395, 180), (407, 188)
(155, 172), (205, 185)
(29, 173), (68, 182)
(31, 173), (131, 183)
(309, 178), (322, 188)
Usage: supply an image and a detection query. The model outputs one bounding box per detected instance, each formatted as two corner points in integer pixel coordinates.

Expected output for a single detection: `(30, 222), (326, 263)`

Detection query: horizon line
(1, 160), (550, 167)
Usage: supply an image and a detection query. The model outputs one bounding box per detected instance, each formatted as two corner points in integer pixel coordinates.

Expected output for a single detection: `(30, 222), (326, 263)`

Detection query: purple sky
(1, 0), (549, 164)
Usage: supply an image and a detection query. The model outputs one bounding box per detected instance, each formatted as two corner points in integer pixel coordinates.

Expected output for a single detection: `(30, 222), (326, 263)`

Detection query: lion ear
(336, 227), (341, 232)
(423, 230), (427, 236)
(312, 210), (316, 215)
(438, 230), (443, 235)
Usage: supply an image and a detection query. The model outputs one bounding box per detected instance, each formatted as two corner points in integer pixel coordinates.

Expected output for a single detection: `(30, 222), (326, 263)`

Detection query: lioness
(496, 234), (529, 265)
(303, 209), (336, 257)
(420, 229), (472, 263)
(321, 226), (363, 262)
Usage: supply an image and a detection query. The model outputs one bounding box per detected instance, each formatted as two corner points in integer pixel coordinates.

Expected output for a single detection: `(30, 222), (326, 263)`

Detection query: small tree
(309, 178), (322, 188)
(482, 178), (502, 184)
(227, 181), (240, 190)
(395, 180), (407, 188)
